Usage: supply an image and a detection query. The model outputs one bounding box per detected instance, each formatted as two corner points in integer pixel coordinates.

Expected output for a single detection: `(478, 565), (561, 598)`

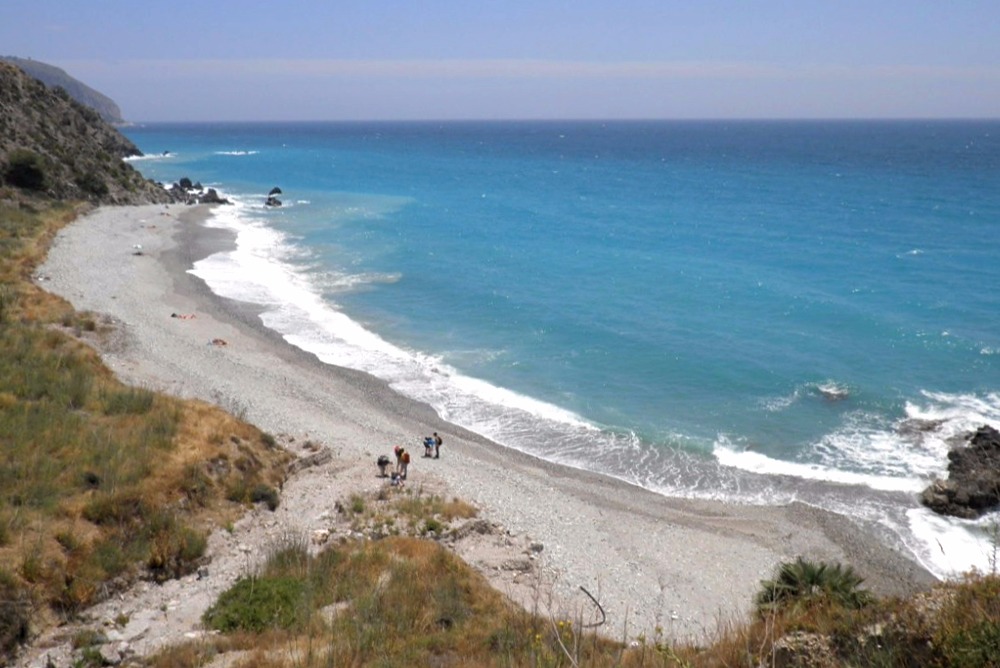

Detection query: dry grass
(0, 200), (291, 662)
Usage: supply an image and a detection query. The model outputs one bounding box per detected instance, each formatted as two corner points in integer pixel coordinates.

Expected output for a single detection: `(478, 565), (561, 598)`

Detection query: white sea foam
(190, 197), (597, 448)
(813, 380), (850, 401)
(907, 390), (1000, 429)
(215, 150), (259, 156)
(713, 440), (924, 493)
(718, 390), (1000, 494)
(906, 507), (1000, 577)
(124, 153), (173, 162)
(760, 388), (800, 412)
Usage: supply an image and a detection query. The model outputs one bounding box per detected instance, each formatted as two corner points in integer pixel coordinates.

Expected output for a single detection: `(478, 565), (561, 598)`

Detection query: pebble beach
(23, 202), (937, 664)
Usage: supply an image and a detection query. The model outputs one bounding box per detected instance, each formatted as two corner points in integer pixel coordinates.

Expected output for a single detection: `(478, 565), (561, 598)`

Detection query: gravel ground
(18, 204), (936, 666)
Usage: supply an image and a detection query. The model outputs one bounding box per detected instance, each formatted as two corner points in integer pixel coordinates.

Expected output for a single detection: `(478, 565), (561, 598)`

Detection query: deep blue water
(124, 120), (1000, 575)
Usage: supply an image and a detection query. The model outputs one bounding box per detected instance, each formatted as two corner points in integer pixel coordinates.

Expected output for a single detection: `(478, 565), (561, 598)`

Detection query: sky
(3, 1), (1000, 122)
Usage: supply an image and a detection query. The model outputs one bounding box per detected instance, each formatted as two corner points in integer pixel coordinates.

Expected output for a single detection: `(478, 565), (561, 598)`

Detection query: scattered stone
(528, 542), (544, 553)
(311, 528), (331, 545)
(771, 631), (838, 668)
(448, 518), (495, 541)
(500, 558), (533, 573)
(288, 447), (333, 474)
(98, 643), (122, 666)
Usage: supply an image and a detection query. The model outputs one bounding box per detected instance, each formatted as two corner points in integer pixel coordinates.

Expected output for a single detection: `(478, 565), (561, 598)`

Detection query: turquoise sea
(124, 120), (1000, 576)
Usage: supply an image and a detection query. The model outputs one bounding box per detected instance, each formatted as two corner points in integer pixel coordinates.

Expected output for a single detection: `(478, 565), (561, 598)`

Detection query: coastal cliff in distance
(1, 56), (124, 125)
(0, 61), (171, 205)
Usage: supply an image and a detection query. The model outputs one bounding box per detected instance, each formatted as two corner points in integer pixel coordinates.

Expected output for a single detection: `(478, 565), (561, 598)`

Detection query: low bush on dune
(174, 553), (1000, 668)
(755, 556), (873, 613)
(194, 536), (627, 667)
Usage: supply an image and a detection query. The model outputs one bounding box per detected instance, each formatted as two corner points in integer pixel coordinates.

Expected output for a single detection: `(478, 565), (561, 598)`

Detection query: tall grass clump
(0, 569), (32, 661)
(0, 201), (290, 660)
(935, 574), (1000, 668)
(100, 386), (155, 415)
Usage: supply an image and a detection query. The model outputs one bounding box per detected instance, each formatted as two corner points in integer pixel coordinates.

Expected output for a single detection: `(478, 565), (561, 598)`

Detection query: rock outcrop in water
(921, 425), (1000, 519)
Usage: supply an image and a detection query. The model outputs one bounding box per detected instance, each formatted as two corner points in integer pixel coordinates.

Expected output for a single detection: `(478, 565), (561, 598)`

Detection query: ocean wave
(906, 390), (1000, 433)
(192, 196), (597, 442)
(713, 438), (924, 493)
(813, 380), (850, 401)
(760, 387), (801, 412)
(716, 390), (1000, 495)
(124, 152), (173, 162)
(906, 507), (1000, 577)
(215, 150), (259, 156)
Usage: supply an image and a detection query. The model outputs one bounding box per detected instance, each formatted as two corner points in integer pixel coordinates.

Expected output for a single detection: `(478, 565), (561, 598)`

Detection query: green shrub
(250, 484), (280, 511)
(74, 171), (109, 198)
(3, 150), (47, 191)
(756, 557), (872, 613)
(82, 490), (150, 527)
(203, 576), (306, 633)
(942, 621), (1000, 668)
(91, 538), (130, 578)
(349, 493), (365, 514)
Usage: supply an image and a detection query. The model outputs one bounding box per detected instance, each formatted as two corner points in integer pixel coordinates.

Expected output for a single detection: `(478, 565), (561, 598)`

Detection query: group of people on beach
(423, 432), (443, 459)
(376, 433), (443, 486)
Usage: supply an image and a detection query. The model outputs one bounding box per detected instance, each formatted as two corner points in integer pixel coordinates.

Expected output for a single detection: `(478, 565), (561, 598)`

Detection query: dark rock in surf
(920, 425), (1000, 519)
(198, 188), (230, 205)
(265, 195), (282, 207)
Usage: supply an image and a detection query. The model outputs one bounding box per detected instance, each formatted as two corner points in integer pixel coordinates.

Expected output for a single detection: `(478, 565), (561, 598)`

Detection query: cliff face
(1, 56), (125, 125)
(0, 61), (171, 205)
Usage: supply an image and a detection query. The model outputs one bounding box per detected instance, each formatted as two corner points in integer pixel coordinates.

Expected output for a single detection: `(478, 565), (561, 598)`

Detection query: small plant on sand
(349, 493), (366, 515)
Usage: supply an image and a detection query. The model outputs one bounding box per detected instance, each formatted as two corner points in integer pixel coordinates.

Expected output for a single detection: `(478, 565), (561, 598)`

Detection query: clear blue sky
(4, 1), (999, 121)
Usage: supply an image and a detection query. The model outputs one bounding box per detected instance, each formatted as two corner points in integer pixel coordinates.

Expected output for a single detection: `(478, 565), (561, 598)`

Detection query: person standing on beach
(433, 432), (443, 459)
(394, 445), (403, 473)
(400, 449), (411, 479)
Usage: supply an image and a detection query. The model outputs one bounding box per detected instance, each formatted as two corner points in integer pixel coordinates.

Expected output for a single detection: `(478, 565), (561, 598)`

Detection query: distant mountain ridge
(0, 61), (171, 204)
(1, 56), (125, 125)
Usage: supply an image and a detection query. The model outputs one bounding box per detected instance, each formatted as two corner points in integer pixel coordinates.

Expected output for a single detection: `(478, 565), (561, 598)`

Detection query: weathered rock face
(0, 61), (174, 205)
(921, 425), (1000, 519)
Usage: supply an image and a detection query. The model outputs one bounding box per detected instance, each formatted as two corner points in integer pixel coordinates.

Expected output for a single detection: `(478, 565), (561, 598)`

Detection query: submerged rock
(920, 425), (1000, 519)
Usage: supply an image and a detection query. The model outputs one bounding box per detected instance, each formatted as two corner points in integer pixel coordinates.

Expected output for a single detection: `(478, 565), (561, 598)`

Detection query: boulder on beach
(920, 425), (1000, 519)
(198, 188), (230, 205)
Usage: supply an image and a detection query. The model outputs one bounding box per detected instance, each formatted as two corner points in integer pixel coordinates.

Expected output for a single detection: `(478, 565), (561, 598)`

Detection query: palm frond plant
(756, 557), (873, 613)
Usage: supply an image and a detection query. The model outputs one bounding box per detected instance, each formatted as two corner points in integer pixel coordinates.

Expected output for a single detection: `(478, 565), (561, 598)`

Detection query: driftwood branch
(579, 586), (606, 628)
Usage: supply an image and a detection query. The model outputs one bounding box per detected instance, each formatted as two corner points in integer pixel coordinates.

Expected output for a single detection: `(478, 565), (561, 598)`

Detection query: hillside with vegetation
(0, 61), (170, 205)
(0, 57), (124, 125)
(1, 60), (999, 668)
